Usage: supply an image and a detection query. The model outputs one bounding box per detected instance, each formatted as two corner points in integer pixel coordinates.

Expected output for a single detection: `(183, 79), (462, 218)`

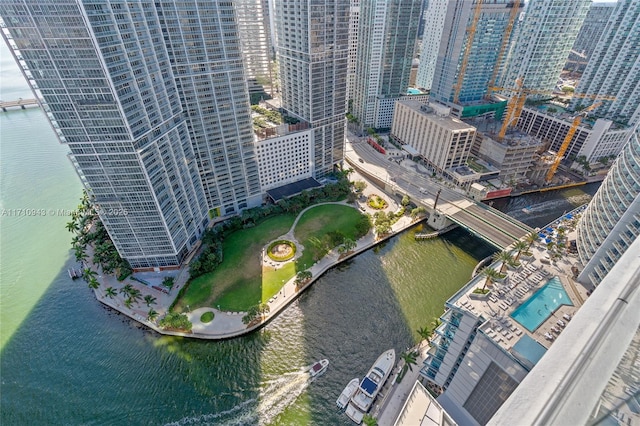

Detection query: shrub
(200, 311), (215, 323)
(473, 288), (490, 294)
(266, 240), (297, 261)
(159, 312), (192, 332)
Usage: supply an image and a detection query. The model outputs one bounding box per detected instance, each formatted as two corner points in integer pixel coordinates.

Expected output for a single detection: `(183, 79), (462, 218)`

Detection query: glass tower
(576, 127), (640, 287)
(0, 0), (262, 267)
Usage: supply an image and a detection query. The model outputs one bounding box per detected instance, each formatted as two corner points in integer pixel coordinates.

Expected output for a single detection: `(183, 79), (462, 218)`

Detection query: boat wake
(165, 366), (318, 426)
(508, 194), (592, 221)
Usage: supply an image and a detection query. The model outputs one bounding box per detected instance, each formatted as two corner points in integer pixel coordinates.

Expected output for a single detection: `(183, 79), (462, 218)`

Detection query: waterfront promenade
(90, 178), (417, 340)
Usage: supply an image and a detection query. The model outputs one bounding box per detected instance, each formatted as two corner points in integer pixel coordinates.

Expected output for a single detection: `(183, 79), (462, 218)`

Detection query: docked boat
(345, 349), (396, 423)
(337, 378), (359, 409)
(309, 359), (329, 377)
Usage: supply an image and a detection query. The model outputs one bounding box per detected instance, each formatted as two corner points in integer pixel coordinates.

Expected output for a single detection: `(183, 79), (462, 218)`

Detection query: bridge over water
(346, 140), (534, 250)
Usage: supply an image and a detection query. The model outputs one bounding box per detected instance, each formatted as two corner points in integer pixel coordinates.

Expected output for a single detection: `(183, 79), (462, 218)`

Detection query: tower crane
(544, 102), (602, 184)
(453, 0), (484, 104)
(486, 82), (616, 140)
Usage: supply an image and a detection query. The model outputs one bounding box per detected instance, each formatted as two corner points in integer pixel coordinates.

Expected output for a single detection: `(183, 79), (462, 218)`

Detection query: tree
(129, 288), (142, 303)
(493, 251), (515, 274)
(258, 303), (270, 319)
(105, 287), (117, 298)
(119, 283), (133, 297)
(147, 309), (159, 323)
(401, 350), (418, 373)
(401, 195), (410, 207)
(144, 295), (157, 307)
(363, 414), (378, 426)
(417, 326), (431, 343)
(513, 240), (529, 262)
(124, 298), (133, 309)
(353, 181), (367, 193)
(480, 267), (501, 290)
(87, 278), (100, 289)
(295, 270), (312, 289)
(66, 220), (79, 233)
(410, 206), (427, 219)
(82, 268), (98, 282)
(342, 238), (357, 253)
(525, 232), (539, 251)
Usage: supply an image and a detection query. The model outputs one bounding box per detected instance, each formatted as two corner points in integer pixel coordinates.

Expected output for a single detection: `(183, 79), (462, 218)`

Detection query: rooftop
(394, 381), (457, 426)
(444, 206), (589, 358)
(398, 100), (477, 132)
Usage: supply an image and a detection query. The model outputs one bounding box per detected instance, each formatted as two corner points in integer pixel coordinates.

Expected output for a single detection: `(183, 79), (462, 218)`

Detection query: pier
(1, 98), (39, 112)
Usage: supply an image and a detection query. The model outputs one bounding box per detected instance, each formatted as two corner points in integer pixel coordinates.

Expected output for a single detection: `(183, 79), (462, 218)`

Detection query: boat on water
(309, 359), (329, 377)
(337, 378), (359, 409)
(345, 349), (396, 424)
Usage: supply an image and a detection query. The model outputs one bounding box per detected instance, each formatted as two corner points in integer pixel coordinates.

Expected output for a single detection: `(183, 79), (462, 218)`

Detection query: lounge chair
(563, 313), (572, 321)
(557, 319), (566, 327)
(515, 329), (523, 336)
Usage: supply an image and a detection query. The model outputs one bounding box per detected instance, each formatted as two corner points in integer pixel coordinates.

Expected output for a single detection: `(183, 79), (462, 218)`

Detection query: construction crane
(545, 102), (602, 184)
(487, 0), (522, 89)
(486, 82), (616, 140)
(453, 0), (484, 104)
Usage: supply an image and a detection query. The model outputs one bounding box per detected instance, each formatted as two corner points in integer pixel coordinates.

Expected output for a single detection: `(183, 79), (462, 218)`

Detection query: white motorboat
(309, 359), (329, 377)
(346, 349), (396, 423)
(337, 378), (359, 409)
(345, 402), (364, 424)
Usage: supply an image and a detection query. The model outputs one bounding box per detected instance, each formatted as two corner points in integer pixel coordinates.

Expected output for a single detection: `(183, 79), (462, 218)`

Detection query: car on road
(358, 158), (364, 163)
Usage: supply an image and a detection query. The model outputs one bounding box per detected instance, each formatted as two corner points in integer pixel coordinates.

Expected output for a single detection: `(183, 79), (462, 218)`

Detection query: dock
(414, 224), (458, 240)
(1, 98), (39, 112)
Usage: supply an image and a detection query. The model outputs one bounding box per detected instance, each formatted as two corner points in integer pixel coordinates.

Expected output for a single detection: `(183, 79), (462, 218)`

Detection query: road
(345, 137), (533, 249)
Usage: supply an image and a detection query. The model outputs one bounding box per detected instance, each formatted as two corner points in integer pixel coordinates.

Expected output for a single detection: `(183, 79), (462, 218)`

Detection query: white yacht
(309, 359), (329, 377)
(345, 349), (396, 423)
(337, 378), (359, 409)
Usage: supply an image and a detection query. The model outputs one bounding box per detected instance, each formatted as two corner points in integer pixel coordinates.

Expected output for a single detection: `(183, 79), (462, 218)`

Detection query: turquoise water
(510, 277), (574, 332)
(512, 334), (547, 366)
(407, 88), (422, 95)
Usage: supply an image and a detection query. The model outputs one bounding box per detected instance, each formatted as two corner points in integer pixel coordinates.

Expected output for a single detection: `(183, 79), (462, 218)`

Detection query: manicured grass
(294, 204), (366, 269)
(200, 311), (215, 323)
(174, 214), (295, 312)
(174, 203), (367, 313)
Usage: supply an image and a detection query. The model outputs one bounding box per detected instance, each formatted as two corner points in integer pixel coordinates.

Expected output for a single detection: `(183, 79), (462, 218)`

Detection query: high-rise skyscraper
(565, 2), (616, 72)
(570, 0), (640, 126)
(274, 0), (349, 177)
(347, 0), (360, 103)
(351, 0), (422, 130)
(0, 0), (263, 268)
(415, 0), (447, 92)
(576, 127), (640, 287)
(500, 0), (590, 92)
(236, 0), (275, 97)
(430, 0), (522, 106)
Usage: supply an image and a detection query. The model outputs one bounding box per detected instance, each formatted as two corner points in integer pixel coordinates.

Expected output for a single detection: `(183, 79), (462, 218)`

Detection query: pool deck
(453, 242), (587, 353)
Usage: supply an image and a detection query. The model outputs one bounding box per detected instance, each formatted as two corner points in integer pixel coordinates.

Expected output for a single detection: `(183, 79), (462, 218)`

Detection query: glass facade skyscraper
(576, 127), (640, 287)
(0, 0), (262, 267)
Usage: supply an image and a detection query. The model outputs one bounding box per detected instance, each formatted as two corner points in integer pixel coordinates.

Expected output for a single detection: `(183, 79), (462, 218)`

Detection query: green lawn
(174, 214), (295, 312)
(173, 203), (367, 313)
(294, 204), (366, 269)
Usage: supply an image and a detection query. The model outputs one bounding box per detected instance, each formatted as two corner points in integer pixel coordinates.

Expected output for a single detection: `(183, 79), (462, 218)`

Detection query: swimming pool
(407, 88), (422, 95)
(510, 277), (573, 332)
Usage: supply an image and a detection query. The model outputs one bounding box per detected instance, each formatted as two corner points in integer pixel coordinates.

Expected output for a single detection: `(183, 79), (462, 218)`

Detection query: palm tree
(362, 414), (378, 426)
(66, 220), (79, 233)
(493, 251), (514, 274)
(87, 277), (100, 289)
(124, 298), (133, 309)
(105, 287), (117, 298)
(417, 326), (431, 343)
(295, 270), (312, 289)
(480, 266), (501, 291)
(119, 283), (133, 297)
(431, 317), (442, 330)
(513, 240), (529, 262)
(147, 308), (159, 323)
(401, 351), (418, 373)
(342, 238), (357, 253)
(144, 295), (157, 307)
(129, 288), (142, 303)
(82, 268), (98, 282)
(525, 231), (539, 251)
(259, 303), (270, 319)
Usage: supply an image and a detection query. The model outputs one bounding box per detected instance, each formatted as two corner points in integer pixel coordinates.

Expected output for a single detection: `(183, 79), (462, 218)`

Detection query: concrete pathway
(90, 183), (421, 339)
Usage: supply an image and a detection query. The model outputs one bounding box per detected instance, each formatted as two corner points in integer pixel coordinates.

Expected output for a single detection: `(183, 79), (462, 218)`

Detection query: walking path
(90, 186), (422, 340)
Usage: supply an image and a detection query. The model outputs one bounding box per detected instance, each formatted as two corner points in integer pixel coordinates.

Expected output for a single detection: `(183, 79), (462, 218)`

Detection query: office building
(391, 101), (476, 173)
(274, 0), (349, 177)
(500, 0), (590, 92)
(472, 132), (543, 184)
(575, 128), (640, 287)
(430, 0), (522, 106)
(0, 1), (239, 268)
(351, 0), (422, 130)
(415, 0), (447, 91)
(236, 0), (275, 97)
(565, 2), (616, 73)
(570, 0), (640, 126)
(347, 0), (360, 102)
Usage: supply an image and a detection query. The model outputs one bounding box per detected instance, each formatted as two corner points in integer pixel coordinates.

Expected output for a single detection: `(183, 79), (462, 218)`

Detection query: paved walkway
(90, 184), (421, 339)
